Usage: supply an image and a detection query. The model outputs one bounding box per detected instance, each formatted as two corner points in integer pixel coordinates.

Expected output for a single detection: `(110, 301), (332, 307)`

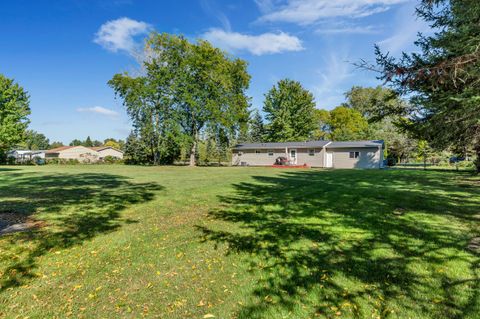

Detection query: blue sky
(0, 0), (429, 143)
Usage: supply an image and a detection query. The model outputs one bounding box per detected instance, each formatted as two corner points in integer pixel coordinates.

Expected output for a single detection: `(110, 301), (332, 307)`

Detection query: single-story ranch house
(44, 146), (124, 162)
(232, 140), (384, 169)
(9, 146), (124, 163)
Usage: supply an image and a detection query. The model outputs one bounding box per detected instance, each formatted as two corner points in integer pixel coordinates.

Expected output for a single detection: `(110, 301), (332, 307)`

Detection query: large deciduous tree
(343, 85), (403, 122)
(369, 0), (480, 172)
(110, 33), (250, 166)
(263, 79), (317, 142)
(343, 86), (416, 162)
(328, 106), (369, 141)
(312, 109), (331, 140)
(0, 74), (30, 160)
(103, 139), (123, 150)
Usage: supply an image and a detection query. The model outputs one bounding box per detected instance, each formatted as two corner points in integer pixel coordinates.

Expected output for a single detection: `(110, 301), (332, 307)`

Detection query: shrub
(45, 158), (79, 165)
(102, 156), (122, 164)
(386, 156), (397, 167)
(6, 157), (16, 165)
(456, 160), (475, 169)
(67, 159), (80, 165)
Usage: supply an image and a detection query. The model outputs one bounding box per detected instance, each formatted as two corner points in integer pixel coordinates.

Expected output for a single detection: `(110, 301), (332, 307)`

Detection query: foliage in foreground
(0, 166), (478, 318)
(371, 0), (480, 172)
(0, 74), (30, 162)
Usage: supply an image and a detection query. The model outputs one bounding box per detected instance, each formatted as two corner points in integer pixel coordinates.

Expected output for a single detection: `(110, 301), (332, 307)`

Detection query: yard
(0, 165), (479, 318)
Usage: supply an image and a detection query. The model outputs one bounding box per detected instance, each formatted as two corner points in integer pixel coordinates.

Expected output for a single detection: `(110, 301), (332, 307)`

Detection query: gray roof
(327, 140), (384, 149)
(233, 140), (330, 150)
(233, 140), (384, 150)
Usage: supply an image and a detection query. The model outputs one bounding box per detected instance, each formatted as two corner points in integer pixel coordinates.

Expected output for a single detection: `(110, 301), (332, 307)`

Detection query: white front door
(290, 149), (297, 164)
(325, 152), (333, 168)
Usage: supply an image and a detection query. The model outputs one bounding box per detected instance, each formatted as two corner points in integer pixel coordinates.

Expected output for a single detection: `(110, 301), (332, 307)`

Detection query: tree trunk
(189, 138), (197, 167)
(474, 143), (480, 174)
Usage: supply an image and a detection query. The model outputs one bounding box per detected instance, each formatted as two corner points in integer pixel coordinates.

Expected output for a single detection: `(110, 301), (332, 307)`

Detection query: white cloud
(255, 0), (281, 13)
(202, 28), (304, 55)
(77, 106), (119, 117)
(257, 0), (408, 25)
(94, 17), (151, 55)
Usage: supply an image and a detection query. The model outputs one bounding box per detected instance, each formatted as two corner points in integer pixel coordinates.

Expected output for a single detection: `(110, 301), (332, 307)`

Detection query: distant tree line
(5, 128), (126, 153)
(68, 137), (125, 150)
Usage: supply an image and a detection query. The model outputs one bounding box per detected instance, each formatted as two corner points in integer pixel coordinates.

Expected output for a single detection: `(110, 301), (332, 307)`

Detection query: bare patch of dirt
(467, 237), (480, 254)
(0, 211), (45, 236)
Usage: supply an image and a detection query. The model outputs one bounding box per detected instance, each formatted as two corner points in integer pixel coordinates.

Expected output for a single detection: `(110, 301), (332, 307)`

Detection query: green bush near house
(101, 155), (123, 164)
(0, 166), (478, 318)
(45, 158), (80, 165)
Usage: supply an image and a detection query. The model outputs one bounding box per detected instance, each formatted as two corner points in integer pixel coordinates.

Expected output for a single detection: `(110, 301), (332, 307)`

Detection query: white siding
(295, 148), (325, 167)
(232, 149), (287, 166)
(232, 147), (326, 167)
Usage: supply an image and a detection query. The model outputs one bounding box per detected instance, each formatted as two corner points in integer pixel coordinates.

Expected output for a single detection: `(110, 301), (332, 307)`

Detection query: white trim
(289, 148), (297, 164)
(322, 141), (332, 168)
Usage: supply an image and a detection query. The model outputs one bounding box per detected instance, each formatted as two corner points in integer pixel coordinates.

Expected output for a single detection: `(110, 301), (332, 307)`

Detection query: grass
(0, 165), (479, 319)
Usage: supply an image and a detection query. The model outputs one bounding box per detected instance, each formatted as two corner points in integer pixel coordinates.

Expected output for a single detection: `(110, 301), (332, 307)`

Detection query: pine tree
(84, 136), (93, 147)
(249, 110), (265, 142)
(369, 0), (480, 172)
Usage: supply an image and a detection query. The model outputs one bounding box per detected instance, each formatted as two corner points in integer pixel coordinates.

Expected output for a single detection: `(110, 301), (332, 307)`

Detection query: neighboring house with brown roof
(45, 146), (123, 162)
(45, 146), (99, 162)
(232, 140), (384, 169)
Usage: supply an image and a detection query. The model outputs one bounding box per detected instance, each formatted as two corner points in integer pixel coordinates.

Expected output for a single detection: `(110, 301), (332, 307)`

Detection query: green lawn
(0, 166), (479, 319)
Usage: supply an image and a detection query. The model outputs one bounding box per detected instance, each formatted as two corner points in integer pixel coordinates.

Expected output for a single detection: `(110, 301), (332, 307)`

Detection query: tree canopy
(110, 33), (250, 166)
(0, 74), (30, 160)
(49, 141), (64, 149)
(263, 79), (317, 142)
(23, 130), (50, 150)
(343, 85), (404, 122)
(328, 106), (369, 141)
(249, 110), (266, 143)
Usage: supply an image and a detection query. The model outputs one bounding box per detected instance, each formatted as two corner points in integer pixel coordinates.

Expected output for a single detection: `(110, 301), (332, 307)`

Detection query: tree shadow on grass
(198, 170), (480, 319)
(0, 171), (163, 291)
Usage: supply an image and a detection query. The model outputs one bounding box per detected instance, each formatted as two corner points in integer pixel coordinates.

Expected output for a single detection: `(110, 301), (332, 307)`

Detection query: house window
(308, 149), (315, 156)
(255, 150), (261, 154)
(268, 150), (274, 156)
(349, 151), (360, 159)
